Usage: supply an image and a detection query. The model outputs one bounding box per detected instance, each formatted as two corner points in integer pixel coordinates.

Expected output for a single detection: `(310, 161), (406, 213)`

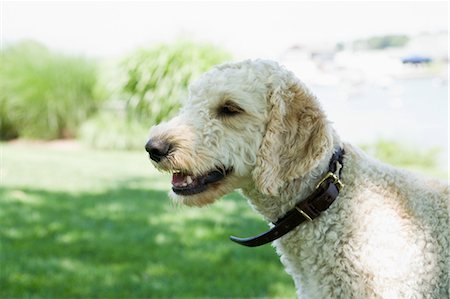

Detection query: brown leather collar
(230, 147), (345, 247)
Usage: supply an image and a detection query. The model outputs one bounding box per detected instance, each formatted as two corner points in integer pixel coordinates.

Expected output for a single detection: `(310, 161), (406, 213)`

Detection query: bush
(352, 35), (410, 50)
(79, 112), (149, 151)
(0, 41), (101, 140)
(80, 39), (231, 150)
(360, 139), (441, 174)
(112, 39), (231, 126)
(366, 35), (409, 49)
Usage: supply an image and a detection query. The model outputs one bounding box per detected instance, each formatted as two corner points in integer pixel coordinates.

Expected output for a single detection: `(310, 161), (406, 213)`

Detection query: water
(311, 77), (449, 171)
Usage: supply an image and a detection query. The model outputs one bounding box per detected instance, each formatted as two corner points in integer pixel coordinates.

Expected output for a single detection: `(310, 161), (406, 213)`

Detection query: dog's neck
(242, 131), (342, 223)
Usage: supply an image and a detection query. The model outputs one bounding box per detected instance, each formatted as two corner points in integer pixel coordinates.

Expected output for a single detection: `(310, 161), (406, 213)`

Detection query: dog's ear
(252, 75), (333, 196)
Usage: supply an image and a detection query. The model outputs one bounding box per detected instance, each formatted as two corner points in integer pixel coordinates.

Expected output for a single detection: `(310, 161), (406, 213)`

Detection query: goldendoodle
(146, 60), (449, 298)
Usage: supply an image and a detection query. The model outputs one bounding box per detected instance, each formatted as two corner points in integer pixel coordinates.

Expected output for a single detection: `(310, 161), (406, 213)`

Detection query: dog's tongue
(172, 173), (188, 187)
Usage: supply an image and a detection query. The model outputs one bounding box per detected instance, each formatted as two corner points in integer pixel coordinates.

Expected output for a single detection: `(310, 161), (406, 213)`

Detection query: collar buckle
(315, 171), (345, 191)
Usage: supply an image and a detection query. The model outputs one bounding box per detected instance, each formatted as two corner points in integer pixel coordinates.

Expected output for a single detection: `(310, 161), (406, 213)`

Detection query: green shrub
(0, 41), (101, 139)
(113, 39), (231, 126)
(0, 98), (19, 140)
(79, 112), (149, 151)
(351, 35), (410, 50)
(81, 39), (231, 150)
(360, 139), (441, 175)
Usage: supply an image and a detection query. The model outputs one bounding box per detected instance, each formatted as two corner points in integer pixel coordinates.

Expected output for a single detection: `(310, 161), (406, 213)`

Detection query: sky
(2, 1), (449, 59)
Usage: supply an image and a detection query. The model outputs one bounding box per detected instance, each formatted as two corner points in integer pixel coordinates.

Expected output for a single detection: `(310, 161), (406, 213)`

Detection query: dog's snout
(145, 139), (171, 162)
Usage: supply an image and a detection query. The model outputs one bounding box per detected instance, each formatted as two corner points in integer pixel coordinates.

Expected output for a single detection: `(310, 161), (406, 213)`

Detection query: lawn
(0, 142), (296, 298)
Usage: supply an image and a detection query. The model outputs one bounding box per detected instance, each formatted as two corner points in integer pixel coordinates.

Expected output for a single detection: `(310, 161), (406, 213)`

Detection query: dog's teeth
(186, 176), (193, 185)
(181, 182), (188, 187)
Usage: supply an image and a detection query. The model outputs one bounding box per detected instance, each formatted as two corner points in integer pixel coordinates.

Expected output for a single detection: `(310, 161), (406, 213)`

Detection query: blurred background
(1, 1), (448, 298)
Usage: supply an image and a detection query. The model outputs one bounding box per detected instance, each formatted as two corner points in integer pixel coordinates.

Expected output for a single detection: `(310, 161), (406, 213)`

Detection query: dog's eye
(218, 101), (244, 117)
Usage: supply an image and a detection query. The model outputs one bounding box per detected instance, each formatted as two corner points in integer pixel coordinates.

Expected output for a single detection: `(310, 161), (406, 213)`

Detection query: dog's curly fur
(148, 59), (449, 298)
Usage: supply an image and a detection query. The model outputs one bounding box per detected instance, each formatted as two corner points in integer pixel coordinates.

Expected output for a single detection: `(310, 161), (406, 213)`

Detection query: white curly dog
(146, 60), (449, 298)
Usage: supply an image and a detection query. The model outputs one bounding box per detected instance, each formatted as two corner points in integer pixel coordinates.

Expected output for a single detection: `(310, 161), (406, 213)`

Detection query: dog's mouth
(171, 167), (232, 196)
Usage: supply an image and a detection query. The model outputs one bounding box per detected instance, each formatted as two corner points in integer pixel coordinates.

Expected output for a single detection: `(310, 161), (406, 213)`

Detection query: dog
(146, 59), (449, 298)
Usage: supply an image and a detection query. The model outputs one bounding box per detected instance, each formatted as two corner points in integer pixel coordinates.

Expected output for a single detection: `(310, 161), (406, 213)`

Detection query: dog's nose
(145, 139), (171, 162)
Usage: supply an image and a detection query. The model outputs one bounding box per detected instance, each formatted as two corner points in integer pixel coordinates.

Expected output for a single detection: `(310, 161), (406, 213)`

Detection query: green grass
(0, 142), (296, 298)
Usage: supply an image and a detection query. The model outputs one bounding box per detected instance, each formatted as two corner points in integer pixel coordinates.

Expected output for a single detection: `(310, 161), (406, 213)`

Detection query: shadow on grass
(0, 182), (296, 298)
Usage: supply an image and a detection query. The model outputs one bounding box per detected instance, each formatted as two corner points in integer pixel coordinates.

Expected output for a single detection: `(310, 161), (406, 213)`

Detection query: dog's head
(146, 59), (332, 206)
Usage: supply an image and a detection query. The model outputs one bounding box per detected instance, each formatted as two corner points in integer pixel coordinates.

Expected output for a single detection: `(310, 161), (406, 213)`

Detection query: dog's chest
(273, 189), (437, 298)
